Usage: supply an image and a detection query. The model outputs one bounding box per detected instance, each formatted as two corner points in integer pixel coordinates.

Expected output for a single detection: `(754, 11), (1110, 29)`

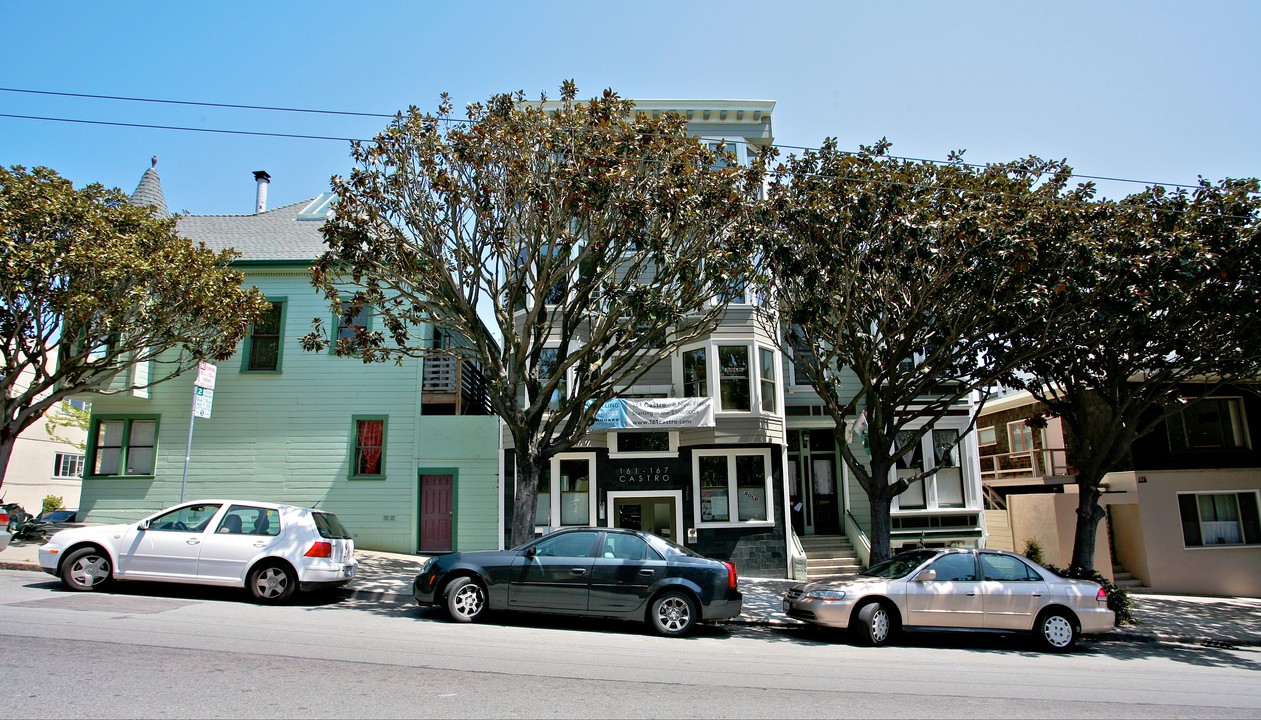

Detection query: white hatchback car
(39, 500), (357, 604)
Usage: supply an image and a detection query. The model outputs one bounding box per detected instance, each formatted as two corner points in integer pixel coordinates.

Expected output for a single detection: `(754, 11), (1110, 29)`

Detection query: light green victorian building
(76, 165), (501, 554)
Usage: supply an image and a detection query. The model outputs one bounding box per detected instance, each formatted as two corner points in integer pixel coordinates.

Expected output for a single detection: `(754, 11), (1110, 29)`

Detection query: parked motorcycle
(1, 502), (48, 542)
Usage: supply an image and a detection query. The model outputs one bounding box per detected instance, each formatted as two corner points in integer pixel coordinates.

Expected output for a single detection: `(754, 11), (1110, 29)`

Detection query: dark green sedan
(413, 527), (742, 637)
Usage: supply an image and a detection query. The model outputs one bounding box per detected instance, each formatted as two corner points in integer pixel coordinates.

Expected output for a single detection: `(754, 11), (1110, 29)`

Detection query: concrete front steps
(800, 534), (863, 579)
(1112, 564), (1145, 590)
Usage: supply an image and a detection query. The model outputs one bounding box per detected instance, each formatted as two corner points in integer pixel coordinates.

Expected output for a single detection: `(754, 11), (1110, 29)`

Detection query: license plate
(782, 599), (790, 612)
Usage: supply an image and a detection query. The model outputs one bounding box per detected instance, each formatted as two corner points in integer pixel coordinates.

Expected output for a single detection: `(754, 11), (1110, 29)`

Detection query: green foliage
(0, 164), (270, 490)
(1007, 177), (1261, 570)
(305, 84), (763, 546)
(42, 495), (64, 514)
(44, 400), (90, 451)
(1021, 538), (1045, 565)
(1046, 563), (1134, 626)
(761, 140), (1089, 564)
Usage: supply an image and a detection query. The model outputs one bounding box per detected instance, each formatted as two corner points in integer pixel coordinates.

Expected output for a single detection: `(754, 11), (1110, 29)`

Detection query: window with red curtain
(355, 419), (384, 476)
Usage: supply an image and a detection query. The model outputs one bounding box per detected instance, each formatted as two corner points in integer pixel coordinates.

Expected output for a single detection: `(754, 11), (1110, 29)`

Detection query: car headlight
(803, 589), (847, 601)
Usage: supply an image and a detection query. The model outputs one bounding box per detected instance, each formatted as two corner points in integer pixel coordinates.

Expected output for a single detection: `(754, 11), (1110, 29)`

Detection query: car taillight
(723, 561), (738, 590)
(1096, 587), (1108, 604)
(304, 541), (333, 558)
(0, 512), (8, 526)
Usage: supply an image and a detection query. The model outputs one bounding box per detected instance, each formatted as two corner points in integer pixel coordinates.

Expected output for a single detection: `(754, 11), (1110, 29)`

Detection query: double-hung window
(90, 417), (158, 476)
(894, 426), (969, 510)
(538, 348), (567, 411)
(718, 346), (751, 412)
(243, 299), (285, 372)
(349, 416), (387, 479)
(694, 450), (773, 526)
(334, 300), (370, 350)
(1178, 491), (1261, 547)
(683, 348), (708, 399)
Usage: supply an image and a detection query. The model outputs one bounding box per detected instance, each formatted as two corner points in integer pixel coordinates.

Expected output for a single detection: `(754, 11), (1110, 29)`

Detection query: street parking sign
(193, 386), (214, 419)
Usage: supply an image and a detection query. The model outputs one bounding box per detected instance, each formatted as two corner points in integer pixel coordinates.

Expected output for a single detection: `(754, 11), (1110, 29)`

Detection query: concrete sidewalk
(6, 540), (1260, 646)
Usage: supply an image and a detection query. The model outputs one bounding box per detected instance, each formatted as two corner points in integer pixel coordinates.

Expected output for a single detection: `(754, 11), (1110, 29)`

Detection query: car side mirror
(138, 520), (150, 531)
(914, 569), (937, 583)
(524, 546), (537, 559)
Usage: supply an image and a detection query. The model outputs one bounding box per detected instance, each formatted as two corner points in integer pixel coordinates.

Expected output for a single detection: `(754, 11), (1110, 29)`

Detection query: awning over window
(591, 398), (715, 430)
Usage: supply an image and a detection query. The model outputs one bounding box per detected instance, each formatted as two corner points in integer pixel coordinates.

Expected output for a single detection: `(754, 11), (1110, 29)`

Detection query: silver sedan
(783, 548), (1114, 651)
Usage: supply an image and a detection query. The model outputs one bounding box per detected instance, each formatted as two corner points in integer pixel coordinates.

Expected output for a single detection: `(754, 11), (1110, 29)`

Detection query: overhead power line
(0, 86), (1238, 193)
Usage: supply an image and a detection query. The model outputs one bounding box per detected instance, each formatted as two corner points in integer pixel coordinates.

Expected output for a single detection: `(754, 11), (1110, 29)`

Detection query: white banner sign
(591, 397), (714, 430)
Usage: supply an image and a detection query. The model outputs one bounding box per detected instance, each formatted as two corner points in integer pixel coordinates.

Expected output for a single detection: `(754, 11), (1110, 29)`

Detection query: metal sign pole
(179, 401), (195, 502)
(180, 361), (217, 503)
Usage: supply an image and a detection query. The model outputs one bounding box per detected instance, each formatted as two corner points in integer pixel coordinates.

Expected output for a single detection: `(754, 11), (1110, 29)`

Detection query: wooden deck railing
(979, 447), (1071, 482)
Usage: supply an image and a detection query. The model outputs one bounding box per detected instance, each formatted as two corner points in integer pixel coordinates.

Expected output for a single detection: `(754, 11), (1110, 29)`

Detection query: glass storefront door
(608, 492), (681, 543)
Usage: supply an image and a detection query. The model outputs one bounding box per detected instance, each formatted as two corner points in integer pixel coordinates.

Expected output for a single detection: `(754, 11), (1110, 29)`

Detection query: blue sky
(3, 1), (1258, 215)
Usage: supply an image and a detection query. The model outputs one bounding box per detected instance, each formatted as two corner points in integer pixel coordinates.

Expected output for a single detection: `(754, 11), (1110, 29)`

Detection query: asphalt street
(0, 569), (1259, 719)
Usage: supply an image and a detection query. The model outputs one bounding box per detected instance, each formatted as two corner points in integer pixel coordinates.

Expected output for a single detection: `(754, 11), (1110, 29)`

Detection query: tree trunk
(509, 451), (545, 548)
(868, 495), (894, 565)
(0, 431), (14, 495)
(1069, 475), (1107, 572)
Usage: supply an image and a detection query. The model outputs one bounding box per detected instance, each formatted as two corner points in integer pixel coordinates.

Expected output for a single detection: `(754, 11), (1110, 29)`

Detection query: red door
(420, 474), (453, 552)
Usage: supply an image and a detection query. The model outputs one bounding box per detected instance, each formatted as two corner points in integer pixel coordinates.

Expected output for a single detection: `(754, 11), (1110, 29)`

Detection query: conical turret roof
(129, 156), (168, 217)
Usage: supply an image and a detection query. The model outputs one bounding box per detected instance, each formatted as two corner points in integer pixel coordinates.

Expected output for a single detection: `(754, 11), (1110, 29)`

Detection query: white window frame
(692, 448), (775, 529)
(53, 452), (85, 479)
(675, 340), (780, 417)
(891, 421), (975, 512)
(534, 453), (597, 534)
(1179, 490), (1260, 548)
(977, 426), (997, 447)
(608, 430), (679, 459)
(1007, 420), (1034, 453)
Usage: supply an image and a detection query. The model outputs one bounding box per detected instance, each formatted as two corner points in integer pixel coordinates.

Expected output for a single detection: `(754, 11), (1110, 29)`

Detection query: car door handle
(639, 569), (656, 576)
(253, 541), (269, 548)
(570, 568), (587, 576)
(185, 538), (200, 545)
(966, 592), (976, 596)
(1032, 593), (1042, 597)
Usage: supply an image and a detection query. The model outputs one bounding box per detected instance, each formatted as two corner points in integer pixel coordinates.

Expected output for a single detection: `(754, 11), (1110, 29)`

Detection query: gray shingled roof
(129, 165), (169, 218)
(177, 198), (330, 262)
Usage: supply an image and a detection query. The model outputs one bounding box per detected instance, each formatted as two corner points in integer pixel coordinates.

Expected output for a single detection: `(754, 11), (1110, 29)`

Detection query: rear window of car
(312, 511), (352, 539)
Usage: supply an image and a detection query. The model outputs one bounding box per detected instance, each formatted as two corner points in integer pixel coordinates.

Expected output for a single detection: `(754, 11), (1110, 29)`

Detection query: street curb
(6, 561), (1256, 647)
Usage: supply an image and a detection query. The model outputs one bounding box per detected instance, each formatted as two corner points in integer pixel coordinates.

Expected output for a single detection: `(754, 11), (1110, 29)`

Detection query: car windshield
(313, 511), (351, 539)
(858, 550), (940, 579)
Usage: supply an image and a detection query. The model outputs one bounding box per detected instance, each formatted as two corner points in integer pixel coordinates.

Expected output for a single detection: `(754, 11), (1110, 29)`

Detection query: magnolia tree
(0, 165), (269, 490)
(1006, 177), (1261, 572)
(762, 140), (1087, 564)
(304, 84), (762, 546)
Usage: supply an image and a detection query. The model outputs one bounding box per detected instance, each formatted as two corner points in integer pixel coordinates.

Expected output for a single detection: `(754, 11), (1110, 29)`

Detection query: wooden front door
(419, 474), (453, 552)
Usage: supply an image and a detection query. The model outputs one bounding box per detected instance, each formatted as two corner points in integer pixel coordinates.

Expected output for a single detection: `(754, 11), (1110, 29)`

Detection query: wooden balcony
(979, 447), (1073, 487)
(422, 355), (492, 416)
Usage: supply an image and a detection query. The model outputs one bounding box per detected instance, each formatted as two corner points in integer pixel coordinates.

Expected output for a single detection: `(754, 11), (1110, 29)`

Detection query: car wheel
(649, 591), (698, 637)
(1036, 609), (1079, 652)
(60, 547), (112, 592)
(248, 562), (297, 604)
(444, 576), (487, 623)
(854, 601), (895, 647)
